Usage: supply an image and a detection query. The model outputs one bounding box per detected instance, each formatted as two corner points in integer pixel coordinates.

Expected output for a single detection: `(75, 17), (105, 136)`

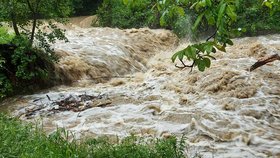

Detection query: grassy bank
(0, 114), (186, 158)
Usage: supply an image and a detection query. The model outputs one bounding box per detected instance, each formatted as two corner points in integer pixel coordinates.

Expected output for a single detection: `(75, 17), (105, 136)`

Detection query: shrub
(97, 0), (158, 29)
(97, 0), (195, 38)
(235, 0), (280, 35)
(0, 28), (56, 98)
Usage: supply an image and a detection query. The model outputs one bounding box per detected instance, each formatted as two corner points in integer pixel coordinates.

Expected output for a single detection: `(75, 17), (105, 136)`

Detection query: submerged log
(250, 54), (280, 71)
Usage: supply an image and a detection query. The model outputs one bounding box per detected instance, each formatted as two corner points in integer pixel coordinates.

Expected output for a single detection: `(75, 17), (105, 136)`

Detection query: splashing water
(1, 18), (280, 157)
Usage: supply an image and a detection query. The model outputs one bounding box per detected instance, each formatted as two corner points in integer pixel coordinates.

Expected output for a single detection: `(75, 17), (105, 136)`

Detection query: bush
(0, 27), (56, 98)
(97, 0), (158, 29)
(97, 0), (279, 38)
(97, 0), (195, 38)
(235, 0), (280, 35)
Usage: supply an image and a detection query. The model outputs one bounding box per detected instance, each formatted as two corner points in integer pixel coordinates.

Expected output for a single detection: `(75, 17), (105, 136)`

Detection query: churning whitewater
(1, 17), (280, 157)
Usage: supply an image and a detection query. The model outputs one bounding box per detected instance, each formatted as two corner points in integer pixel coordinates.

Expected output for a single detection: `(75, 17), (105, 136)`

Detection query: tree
(0, 0), (74, 98)
(0, 0), (73, 52)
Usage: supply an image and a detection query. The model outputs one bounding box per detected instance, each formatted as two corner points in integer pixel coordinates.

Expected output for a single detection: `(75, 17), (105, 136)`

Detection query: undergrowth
(0, 113), (186, 158)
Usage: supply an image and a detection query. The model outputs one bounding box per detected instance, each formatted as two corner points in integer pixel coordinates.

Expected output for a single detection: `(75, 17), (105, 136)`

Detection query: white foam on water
(1, 22), (280, 157)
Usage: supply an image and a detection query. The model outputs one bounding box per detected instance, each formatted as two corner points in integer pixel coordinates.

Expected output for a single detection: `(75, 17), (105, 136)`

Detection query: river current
(1, 17), (280, 158)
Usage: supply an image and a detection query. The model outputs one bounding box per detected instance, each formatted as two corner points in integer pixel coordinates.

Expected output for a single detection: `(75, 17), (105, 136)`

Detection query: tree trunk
(11, 13), (20, 36)
(30, 15), (37, 44)
(26, 0), (41, 45)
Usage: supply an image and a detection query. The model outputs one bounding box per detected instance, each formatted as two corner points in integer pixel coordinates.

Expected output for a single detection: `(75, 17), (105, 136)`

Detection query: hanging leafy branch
(168, 0), (240, 72)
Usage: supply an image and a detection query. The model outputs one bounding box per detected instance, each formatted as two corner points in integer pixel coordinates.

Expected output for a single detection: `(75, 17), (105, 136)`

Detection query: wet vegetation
(97, 0), (280, 37)
(0, 28), (59, 98)
(0, 114), (186, 158)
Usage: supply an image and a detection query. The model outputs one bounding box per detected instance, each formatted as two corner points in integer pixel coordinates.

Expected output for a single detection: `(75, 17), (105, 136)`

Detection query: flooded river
(1, 17), (280, 157)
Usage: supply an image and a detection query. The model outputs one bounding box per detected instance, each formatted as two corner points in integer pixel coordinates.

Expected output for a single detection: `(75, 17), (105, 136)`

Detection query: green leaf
(203, 58), (211, 68)
(217, 3), (227, 27)
(196, 59), (206, 71)
(205, 10), (215, 25)
(185, 46), (197, 59)
(200, 0), (207, 7)
(192, 43), (203, 52)
(171, 52), (179, 63)
(192, 12), (205, 30)
(178, 0), (189, 5)
(226, 5), (237, 21)
(160, 11), (168, 26)
(205, 0), (212, 6)
(263, 1), (273, 9)
(214, 43), (226, 52)
(204, 42), (214, 53)
(123, 0), (129, 5)
(178, 50), (184, 60)
(176, 6), (185, 16)
(171, 50), (184, 62)
(190, 2), (198, 9)
(226, 39), (233, 45)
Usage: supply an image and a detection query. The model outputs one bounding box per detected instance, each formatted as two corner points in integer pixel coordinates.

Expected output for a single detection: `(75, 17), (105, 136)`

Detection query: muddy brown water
(1, 17), (280, 158)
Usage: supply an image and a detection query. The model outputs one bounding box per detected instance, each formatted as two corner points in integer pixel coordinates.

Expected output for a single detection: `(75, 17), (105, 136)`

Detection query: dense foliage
(97, 0), (158, 29)
(235, 0), (280, 35)
(72, 0), (102, 16)
(97, 0), (193, 37)
(98, 0), (280, 39)
(0, 0), (72, 49)
(0, 0), (75, 98)
(0, 27), (57, 98)
(0, 113), (186, 158)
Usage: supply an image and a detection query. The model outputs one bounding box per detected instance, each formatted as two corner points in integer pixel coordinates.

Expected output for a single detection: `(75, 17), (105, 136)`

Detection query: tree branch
(206, 29), (217, 41)
(9, 2), (20, 36)
(26, 0), (42, 44)
(25, 0), (35, 13)
(175, 60), (195, 72)
(250, 54), (280, 71)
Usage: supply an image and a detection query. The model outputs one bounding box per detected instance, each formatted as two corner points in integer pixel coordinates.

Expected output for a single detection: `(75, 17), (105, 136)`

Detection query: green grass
(0, 113), (186, 158)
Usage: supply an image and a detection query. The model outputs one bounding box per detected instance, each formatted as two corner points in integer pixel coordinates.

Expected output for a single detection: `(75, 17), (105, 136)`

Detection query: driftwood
(51, 94), (111, 112)
(250, 54), (280, 71)
(24, 93), (112, 118)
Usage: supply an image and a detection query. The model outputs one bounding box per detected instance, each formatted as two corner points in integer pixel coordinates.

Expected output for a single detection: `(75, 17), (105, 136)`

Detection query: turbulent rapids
(1, 17), (280, 157)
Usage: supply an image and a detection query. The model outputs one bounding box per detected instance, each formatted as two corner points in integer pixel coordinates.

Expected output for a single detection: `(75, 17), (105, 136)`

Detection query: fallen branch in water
(250, 54), (280, 71)
(51, 93), (111, 112)
(24, 93), (112, 118)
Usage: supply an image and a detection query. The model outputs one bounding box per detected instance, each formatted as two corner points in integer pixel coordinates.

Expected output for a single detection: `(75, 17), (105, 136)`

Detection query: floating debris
(24, 93), (112, 118)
